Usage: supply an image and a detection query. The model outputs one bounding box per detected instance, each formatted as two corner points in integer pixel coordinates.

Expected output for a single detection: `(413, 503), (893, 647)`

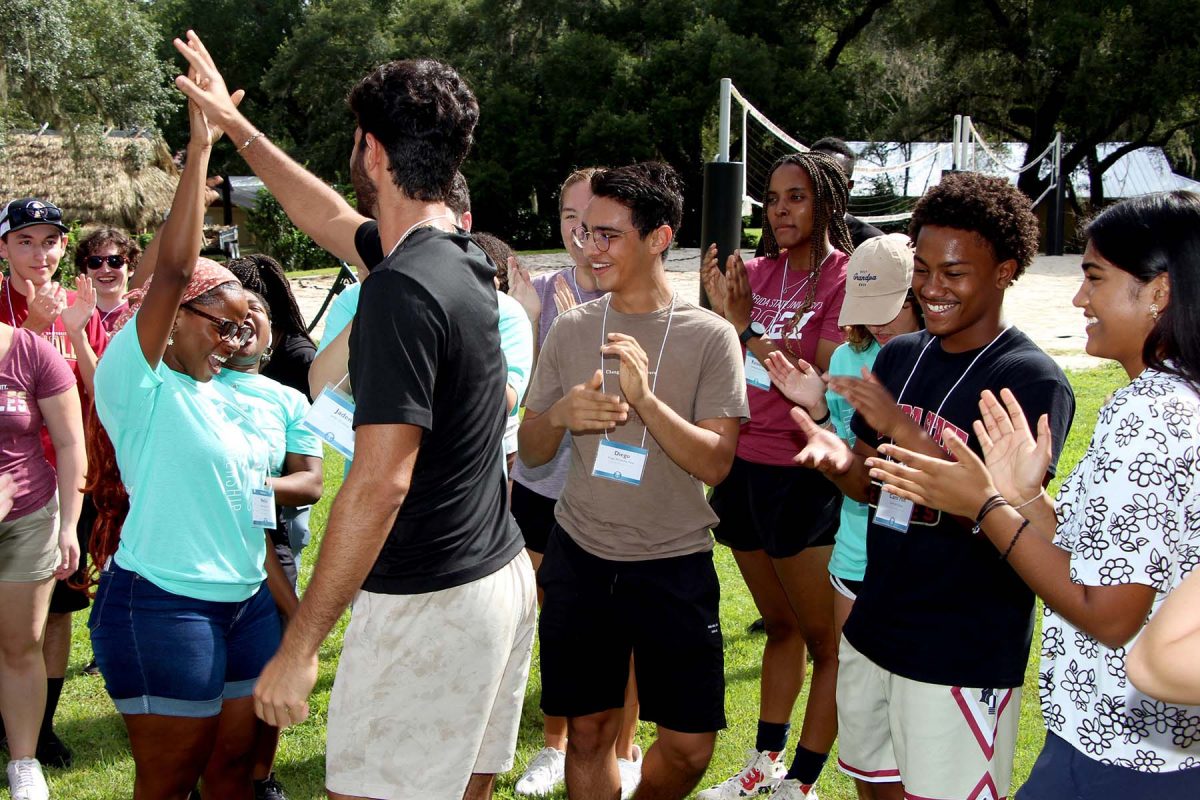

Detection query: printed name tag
(252, 486), (277, 529)
(302, 383), (356, 458)
(592, 440), (649, 486)
(874, 486), (914, 533)
(745, 351), (771, 390)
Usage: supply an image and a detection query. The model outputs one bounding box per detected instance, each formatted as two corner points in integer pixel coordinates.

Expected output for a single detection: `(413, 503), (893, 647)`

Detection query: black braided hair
(226, 254), (313, 344)
(760, 151), (854, 317)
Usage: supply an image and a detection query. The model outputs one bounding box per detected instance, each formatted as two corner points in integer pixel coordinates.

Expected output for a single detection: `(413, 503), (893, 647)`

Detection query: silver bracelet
(237, 131), (265, 154)
(1012, 492), (1042, 512)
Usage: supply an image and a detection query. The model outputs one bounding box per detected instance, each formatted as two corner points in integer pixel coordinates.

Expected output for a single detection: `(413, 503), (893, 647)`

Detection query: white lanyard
(769, 250), (834, 330)
(384, 215), (452, 260)
(599, 294), (676, 450)
(895, 326), (1012, 429)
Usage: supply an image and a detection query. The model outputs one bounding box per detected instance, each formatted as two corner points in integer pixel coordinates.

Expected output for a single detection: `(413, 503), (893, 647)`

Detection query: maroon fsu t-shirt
(0, 327), (77, 519)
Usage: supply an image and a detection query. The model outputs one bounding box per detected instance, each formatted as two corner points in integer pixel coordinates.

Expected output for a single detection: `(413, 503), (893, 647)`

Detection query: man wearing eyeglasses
(519, 162), (748, 799)
(0, 197), (109, 770)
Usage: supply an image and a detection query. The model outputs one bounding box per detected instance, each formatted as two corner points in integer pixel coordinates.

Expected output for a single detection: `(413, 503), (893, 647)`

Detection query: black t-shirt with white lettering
(349, 224), (522, 594)
(846, 328), (1076, 688)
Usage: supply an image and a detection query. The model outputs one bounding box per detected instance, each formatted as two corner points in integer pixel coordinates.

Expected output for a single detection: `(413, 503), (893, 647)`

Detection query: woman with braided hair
(699, 151), (853, 800)
(226, 254), (315, 399)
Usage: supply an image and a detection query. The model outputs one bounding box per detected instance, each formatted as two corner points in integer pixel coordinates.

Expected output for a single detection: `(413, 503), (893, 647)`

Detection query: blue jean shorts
(88, 561), (281, 718)
(1019, 732), (1200, 800)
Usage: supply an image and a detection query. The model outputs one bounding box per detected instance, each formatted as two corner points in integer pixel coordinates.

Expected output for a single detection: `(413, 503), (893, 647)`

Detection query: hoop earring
(1150, 303), (1160, 321)
(260, 345), (274, 367)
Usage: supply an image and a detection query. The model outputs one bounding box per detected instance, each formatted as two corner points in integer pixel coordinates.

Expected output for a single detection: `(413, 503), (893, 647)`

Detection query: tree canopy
(2, 0), (1198, 246)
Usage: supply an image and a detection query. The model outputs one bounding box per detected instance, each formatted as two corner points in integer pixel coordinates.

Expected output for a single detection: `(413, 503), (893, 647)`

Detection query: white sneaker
(515, 746), (566, 796)
(768, 779), (818, 799)
(696, 749), (786, 799)
(7, 758), (49, 800)
(617, 744), (643, 800)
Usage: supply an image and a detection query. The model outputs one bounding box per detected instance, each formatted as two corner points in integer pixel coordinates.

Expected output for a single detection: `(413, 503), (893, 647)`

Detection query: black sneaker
(255, 772), (288, 800)
(747, 617), (766, 633)
(82, 659), (101, 677)
(36, 730), (73, 768)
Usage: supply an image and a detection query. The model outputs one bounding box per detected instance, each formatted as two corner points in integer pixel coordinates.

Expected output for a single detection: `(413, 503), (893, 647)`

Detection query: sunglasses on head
(85, 255), (129, 269)
(182, 305), (255, 346)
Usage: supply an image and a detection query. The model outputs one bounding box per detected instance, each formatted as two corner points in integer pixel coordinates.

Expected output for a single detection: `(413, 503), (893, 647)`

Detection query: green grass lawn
(43, 364), (1127, 799)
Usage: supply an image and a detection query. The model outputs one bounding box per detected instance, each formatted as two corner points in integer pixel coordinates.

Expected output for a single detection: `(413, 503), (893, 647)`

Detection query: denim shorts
(1018, 732), (1200, 800)
(88, 561), (281, 718)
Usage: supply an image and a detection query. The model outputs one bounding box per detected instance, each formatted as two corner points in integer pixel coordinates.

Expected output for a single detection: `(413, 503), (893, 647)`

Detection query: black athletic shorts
(709, 456), (842, 559)
(49, 494), (94, 614)
(537, 525), (726, 734)
(510, 480), (557, 554)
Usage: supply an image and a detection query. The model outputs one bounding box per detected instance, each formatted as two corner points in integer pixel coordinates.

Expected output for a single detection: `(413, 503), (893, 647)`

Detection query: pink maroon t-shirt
(0, 327), (78, 519)
(737, 249), (848, 465)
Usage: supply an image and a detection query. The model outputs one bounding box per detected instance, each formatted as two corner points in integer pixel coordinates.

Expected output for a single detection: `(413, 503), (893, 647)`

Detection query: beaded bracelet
(1001, 519), (1031, 561)
(972, 493), (1008, 535)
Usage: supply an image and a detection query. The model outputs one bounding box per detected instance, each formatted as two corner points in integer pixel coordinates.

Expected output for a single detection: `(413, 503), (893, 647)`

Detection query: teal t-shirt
(216, 370), (324, 475)
(826, 339), (881, 582)
(317, 282), (532, 468)
(94, 316), (274, 602)
(315, 282), (360, 355)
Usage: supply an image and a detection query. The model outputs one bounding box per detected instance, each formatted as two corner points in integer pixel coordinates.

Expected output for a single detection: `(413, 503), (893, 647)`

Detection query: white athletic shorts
(326, 551), (537, 799)
(836, 636), (1020, 800)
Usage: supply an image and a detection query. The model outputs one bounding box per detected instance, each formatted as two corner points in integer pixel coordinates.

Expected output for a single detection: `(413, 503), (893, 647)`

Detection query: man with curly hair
(793, 172), (1076, 800)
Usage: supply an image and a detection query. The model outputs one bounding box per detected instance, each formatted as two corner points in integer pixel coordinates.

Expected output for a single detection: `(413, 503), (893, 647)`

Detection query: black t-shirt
(845, 328), (1076, 688)
(349, 224), (521, 595)
(845, 213), (884, 247)
(262, 331), (316, 400)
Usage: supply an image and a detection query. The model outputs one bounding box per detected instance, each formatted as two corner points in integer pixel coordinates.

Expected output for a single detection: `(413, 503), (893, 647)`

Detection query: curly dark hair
(590, 161), (684, 239)
(909, 172), (1039, 280)
(347, 59), (479, 202)
(74, 226), (141, 271)
(227, 254), (312, 344)
(472, 232), (515, 293)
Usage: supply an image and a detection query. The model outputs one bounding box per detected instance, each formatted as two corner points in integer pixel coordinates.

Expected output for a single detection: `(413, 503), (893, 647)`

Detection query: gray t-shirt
(511, 267), (605, 498)
(525, 295), (748, 560)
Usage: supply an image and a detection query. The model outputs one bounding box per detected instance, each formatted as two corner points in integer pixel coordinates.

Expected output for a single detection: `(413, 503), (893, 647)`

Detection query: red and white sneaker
(696, 749), (786, 799)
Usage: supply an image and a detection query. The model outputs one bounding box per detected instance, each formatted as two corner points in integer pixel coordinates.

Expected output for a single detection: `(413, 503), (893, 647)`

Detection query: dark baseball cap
(0, 198), (69, 238)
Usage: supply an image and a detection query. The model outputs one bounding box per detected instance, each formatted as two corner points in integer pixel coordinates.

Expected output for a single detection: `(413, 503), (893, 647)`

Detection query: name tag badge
(874, 486), (914, 533)
(251, 485), (277, 529)
(303, 383), (356, 458)
(744, 351), (771, 391)
(592, 440), (649, 486)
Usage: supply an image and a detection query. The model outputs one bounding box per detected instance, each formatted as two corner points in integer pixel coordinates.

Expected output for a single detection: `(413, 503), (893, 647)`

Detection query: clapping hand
(765, 351), (828, 415)
(553, 273), (577, 315)
(23, 279), (68, 332)
(827, 368), (909, 441)
(792, 407), (854, 475)
(974, 388), (1051, 505)
(700, 244), (727, 316)
(508, 260), (541, 322)
(61, 274), (97, 333)
(549, 369), (629, 434)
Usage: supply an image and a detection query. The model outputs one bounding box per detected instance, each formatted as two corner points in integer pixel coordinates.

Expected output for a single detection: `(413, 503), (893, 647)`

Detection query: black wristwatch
(739, 321), (766, 346)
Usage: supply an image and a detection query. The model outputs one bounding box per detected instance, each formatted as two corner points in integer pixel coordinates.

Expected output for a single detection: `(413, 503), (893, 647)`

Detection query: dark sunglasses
(182, 305), (255, 346)
(85, 255), (129, 269)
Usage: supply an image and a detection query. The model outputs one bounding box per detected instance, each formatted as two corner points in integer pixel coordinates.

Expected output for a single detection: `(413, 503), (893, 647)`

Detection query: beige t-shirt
(525, 296), (749, 561)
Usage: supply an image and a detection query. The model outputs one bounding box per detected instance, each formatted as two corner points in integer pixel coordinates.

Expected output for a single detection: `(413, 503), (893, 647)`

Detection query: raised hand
(549, 369), (629, 434)
(23, 279), (67, 332)
(173, 30), (246, 138)
(791, 406), (854, 475)
(553, 273), (578, 315)
(827, 368), (908, 441)
(974, 388), (1052, 505)
(601, 333), (651, 407)
(723, 250), (753, 332)
(61, 274), (97, 333)
(700, 243), (727, 316)
(508, 260), (542, 323)
(765, 351), (828, 415)
(866, 430), (998, 519)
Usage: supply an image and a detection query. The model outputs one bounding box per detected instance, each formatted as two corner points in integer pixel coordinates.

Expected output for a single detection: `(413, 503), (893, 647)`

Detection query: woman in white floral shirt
(862, 190), (1200, 798)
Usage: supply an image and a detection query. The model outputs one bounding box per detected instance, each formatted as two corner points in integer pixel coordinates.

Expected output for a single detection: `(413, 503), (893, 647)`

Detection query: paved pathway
(293, 249), (1100, 371)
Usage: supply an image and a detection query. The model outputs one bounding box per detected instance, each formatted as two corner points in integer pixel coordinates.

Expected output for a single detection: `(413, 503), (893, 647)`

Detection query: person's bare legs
(42, 611), (71, 681)
(857, 781), (905, 800)
(462, 773), (496, 800)
(125, 712), (220, 799)
(0, 578), (54, 759)
(615, 664), (640, 760)
(565, 707), (623, 799)
(731, 549), (806, 724)
(773, 546), (839, 755)
(249, 719), (280, 782)
(198, 696), (258, 799)
(632, 726), (715, 800)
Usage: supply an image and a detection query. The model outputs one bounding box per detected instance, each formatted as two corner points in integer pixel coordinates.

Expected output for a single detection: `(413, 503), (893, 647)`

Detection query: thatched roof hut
(0, 130), (178, 233)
